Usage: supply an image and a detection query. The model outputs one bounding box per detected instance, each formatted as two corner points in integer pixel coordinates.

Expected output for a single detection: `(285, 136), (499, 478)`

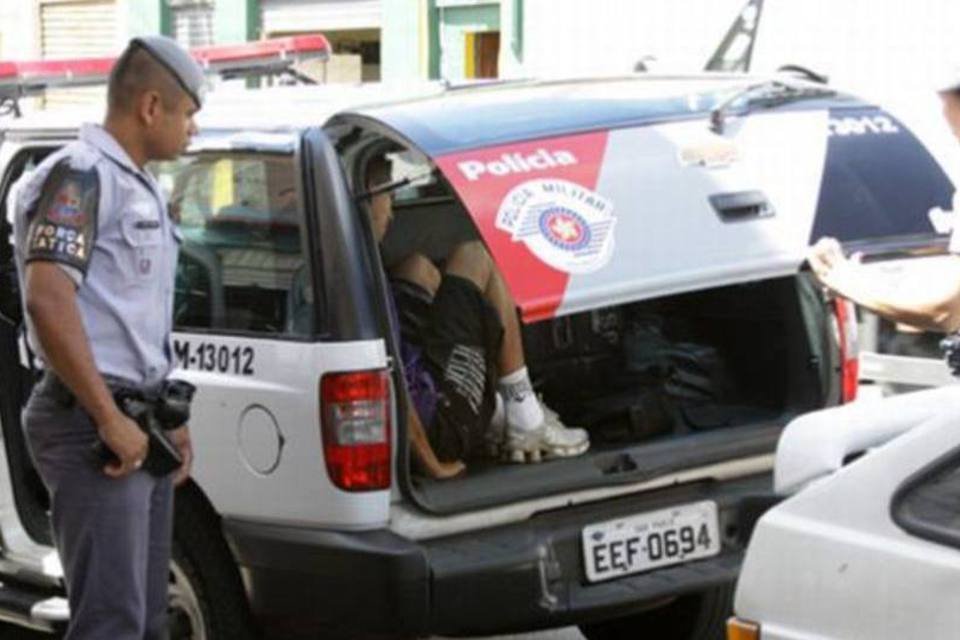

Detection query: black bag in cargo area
(521, 308), (625, 385)
(624, 317), (736, 432)
(523, 310), (674, 444)
(565, 317), (737, 442)
(525, 311), (739, 445)
(564, 382), (674, 444)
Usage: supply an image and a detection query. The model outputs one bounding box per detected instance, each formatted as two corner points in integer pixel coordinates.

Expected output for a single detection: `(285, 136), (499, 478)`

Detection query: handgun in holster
(942, 333), (960, 377)
(93, 380), (196, 477)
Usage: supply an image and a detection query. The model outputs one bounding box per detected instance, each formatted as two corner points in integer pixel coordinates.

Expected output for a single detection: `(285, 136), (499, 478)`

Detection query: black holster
(93, 379), (196, 477)
(942, 333), (960, 377)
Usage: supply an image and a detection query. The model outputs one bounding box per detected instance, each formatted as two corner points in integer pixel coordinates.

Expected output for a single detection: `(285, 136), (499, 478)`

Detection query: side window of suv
(153, 151), (313, 337)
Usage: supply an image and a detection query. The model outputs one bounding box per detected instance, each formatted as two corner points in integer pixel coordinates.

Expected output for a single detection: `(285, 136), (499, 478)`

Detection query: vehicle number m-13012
(173, 340), (255, 375)
(581, 501), (721, 583)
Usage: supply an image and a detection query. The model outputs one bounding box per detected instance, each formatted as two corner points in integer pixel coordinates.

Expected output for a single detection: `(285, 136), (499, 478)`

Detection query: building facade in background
(261, 0), (381, 80)
(0, 1), (746, 86)
(380, 0), (745, 83)
(0, 0), (382, 84)
(1, 1), (750, 88)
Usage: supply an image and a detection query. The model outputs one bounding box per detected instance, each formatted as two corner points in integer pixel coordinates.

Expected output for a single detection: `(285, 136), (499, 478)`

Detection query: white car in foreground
(729, 383), (960, 640)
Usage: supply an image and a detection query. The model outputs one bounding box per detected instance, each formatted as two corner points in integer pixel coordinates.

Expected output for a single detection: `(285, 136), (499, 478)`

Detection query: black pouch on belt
(156, 379), (196, 431)
(93, 392), (183, 477)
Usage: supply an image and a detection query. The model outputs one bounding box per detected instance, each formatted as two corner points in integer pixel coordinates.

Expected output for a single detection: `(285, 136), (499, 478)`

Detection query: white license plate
(581, 500), (721, 583)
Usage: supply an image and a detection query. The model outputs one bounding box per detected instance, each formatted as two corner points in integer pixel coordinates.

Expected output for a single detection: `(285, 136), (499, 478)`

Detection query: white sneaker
(503, 401), (590, 463)
(543, 405), (590, 456)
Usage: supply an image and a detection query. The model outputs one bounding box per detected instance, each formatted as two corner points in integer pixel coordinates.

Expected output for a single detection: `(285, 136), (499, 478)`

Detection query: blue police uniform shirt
(12, 123), (180, 387)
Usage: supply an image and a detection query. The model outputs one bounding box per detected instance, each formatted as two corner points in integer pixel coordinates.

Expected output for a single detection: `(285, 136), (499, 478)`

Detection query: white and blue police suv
(0, 68), (956, 639)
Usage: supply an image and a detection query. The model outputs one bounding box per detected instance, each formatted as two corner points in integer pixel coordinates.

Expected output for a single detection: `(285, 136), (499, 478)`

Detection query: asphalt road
(0, 621), (589, 639)
(452, 631), (584, 640)
(0, 626), (587, 639)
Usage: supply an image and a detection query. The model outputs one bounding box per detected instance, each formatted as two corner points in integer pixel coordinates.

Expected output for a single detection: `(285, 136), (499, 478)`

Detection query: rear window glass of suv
(152, 151), (313, 337)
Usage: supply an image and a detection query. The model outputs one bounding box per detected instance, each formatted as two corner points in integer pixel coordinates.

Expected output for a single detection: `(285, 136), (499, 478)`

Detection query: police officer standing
(808, 68), (960, 335)
(772, 68), (960, 496)
(12, 37), (203, 638)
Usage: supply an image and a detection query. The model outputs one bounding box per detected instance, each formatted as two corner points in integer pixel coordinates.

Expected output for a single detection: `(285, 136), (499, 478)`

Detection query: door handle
(709, 191), (775, 222)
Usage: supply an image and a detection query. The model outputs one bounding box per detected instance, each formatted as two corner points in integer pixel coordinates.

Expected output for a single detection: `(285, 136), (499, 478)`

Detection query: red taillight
(320, 369), (391, 491)
(833, 298), (859, 403)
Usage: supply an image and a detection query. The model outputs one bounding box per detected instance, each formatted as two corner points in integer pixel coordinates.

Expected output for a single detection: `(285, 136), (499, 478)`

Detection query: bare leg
(390, 254), (466, 478)
(390, 253), (442, 297)
(442, 242), (589, 461)
(443, 241), (493, 290)
(444, 241), (524, 375)
(484, 269), (524, 375)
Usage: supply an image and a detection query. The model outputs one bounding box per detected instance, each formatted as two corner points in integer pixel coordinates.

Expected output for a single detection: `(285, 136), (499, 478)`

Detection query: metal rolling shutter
(171, 1), (215, 48)
(40, 0), (118, 108)
(260, 0), (381, 35)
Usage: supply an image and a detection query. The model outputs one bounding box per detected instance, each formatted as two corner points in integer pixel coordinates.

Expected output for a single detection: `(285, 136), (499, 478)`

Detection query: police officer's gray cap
(129, 35), (206, 107)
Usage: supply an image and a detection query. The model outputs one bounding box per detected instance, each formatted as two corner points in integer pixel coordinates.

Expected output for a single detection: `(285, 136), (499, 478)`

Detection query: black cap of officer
(129, 35), (206, 108)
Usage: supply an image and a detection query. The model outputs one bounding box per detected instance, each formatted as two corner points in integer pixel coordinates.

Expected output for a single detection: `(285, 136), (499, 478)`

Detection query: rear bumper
(223, 473), (777, 637)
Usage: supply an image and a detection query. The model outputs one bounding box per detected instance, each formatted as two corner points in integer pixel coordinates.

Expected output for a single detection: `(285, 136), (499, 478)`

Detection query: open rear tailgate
(434, 106), (953, 322)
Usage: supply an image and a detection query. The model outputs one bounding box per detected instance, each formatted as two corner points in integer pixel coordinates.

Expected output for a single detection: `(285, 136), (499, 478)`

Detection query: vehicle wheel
(578, 582), (734, 640)
(170, 485), (259, 640)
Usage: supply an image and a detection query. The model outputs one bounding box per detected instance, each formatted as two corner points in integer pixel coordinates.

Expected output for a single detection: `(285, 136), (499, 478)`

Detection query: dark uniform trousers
(23, 373), (173, 640)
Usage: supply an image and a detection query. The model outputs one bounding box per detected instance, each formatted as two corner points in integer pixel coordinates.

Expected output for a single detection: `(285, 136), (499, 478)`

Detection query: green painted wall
(214, 0), (259, 43)
(382, 0), (441, 81)
(498, 0), (522, 76)
(440, 4), (499, 27)
(383, 0), (521, 81)
(510, 0), (522, 61)
(437, 3), (499, 80)
(124, 0), (258, 45)
(382, 0), (422, 81)
(427, 0), (440, 78)
(126, 0), (171, 38)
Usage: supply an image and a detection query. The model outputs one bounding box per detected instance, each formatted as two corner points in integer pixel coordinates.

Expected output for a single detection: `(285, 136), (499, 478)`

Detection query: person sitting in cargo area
(363, 154), (589, 479)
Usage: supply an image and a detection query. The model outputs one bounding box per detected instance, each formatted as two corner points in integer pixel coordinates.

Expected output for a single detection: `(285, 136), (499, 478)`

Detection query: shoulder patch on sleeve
(24, 160), (100, 277)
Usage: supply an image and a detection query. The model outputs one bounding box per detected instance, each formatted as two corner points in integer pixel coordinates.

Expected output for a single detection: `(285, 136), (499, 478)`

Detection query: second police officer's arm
(808, 236), (960, 332)
(23, 160), (148, 477)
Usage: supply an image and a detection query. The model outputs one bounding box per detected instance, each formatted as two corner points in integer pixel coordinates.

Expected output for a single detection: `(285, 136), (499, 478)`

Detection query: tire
(578, 582), (734, 640)
(169, 484), (259, 640)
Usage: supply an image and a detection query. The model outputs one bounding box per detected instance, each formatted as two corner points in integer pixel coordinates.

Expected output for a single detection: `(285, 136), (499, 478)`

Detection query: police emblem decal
(47, 180), (87, 226)
(539, 208), (592, 251)
(496, 179), (616, 274)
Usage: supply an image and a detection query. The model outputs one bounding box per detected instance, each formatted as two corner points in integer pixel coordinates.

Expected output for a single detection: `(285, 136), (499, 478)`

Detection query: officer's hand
(426, 458), (466, 480)
(169, 425), (193, 486)
(807, 237), (863, 297)
(99, 412), (149, 478)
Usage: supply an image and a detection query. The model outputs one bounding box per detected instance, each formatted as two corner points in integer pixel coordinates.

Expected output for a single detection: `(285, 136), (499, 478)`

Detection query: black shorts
(394, 275), (504, 461)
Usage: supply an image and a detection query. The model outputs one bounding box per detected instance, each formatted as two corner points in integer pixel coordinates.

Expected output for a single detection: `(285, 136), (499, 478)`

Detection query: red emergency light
(192, 36), (329, 67)
(0, 35), (330, 91)
(5, 56), (117, 82)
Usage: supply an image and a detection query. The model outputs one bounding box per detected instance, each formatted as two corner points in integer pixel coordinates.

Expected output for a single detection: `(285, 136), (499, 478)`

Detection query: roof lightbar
(0, 35), (330, 98)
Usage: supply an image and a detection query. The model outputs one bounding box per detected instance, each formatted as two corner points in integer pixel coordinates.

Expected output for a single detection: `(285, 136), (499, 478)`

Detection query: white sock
(498, 366), (544, 432)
